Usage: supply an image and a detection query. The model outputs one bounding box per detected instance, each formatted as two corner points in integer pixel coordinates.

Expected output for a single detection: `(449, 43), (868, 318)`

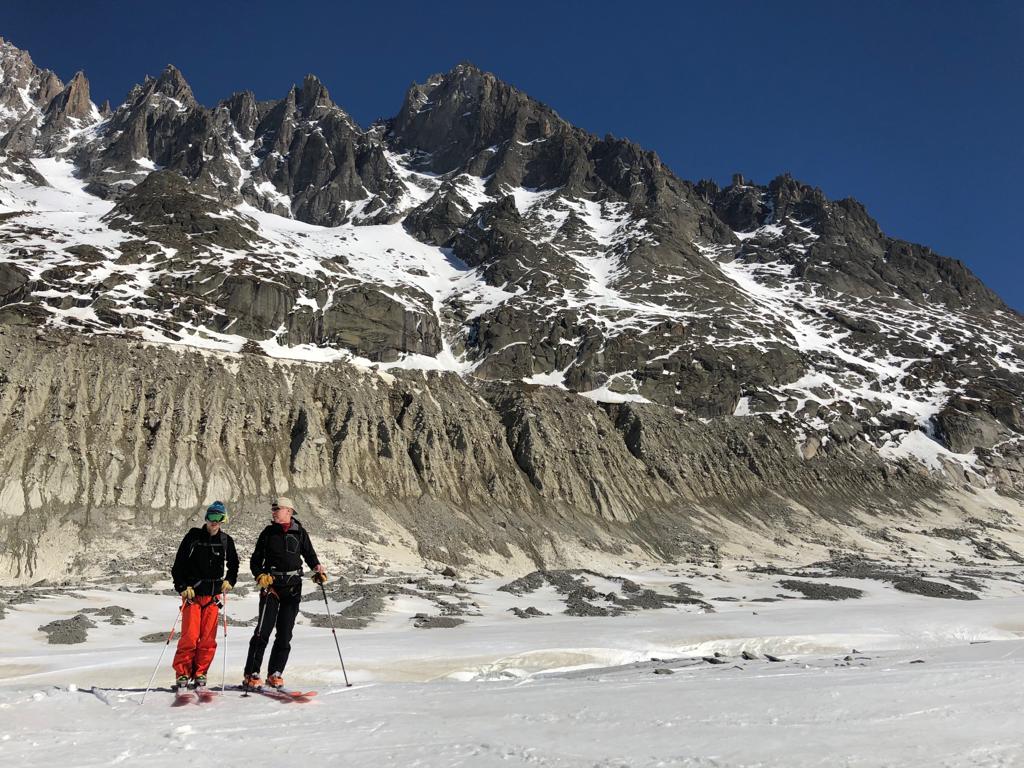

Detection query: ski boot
(174, 674), (190, 691)
(194, 674), (208, 689)
(267, 673), (285, 689)
(242, 673), (261, 691)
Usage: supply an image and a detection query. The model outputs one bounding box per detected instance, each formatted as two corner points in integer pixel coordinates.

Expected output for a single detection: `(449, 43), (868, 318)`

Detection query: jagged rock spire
(45, 71), (93, 121)
(154, 64), (196, 105)
(0, 36), (65, 132)
(391, 61), (566, 175)
(297, 73), (335, 115)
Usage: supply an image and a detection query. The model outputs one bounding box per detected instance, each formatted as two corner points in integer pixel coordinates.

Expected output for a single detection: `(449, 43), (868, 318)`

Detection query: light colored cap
(272, 496), (296, 511)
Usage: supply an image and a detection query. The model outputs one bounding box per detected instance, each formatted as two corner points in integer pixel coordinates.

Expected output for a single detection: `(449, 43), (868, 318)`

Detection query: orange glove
(256, 573), (274, 589)
(312, 571), (328, 585)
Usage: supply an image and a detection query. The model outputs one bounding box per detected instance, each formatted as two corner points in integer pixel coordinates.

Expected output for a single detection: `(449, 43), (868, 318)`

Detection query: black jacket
(249, 517), (320, 588)
(171, 526), (239, 596)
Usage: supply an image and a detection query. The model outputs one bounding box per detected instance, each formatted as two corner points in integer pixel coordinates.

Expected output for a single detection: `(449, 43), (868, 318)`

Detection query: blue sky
(3, 0), (1021, 310)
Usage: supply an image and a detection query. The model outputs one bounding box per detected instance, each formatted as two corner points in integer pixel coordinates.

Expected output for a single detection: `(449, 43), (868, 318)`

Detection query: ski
(255, 685), (316, 702)
(194, 686), (218, 703)
(233, 684), (316, 702)
(270, 686), (317, 701)
(171, 686), (194, 706)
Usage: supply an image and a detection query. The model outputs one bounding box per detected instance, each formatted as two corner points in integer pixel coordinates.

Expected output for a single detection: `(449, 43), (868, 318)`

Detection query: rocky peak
(74, 63), (205, 197)
(400, 61), (485, 114)
(0, 36), (64, 132)
(766, 174), (832, 225)
(296, 74), (337, 117)
(390, 62), (566, 174)
(154, 64), (195, 106)
(33, 70), (99, 155)
(710, 175), (771, 232)
(389, 63), (709, 227)
(222, 90), (258, 138)
(36, 70), (64, 106)
(111, 65), (197, 123)
(709, 172), (1009, 313)
(0, 36), (48, 95)
(44, 71), (93, 122)
(589, 134), (669, 205)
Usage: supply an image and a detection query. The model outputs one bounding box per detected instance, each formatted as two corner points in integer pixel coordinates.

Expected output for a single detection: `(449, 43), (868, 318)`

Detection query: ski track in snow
(2, 566), (1024, 766)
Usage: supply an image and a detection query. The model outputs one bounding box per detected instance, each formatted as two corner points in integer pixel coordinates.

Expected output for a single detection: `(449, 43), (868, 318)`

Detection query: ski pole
(319, 581), (351, 687)
(220, 591), (228, 692)
(141, 600), (185, 705)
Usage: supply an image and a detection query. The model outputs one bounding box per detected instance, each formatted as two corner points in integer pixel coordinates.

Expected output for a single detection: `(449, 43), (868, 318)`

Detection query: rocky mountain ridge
(0, 36), (1022, 580)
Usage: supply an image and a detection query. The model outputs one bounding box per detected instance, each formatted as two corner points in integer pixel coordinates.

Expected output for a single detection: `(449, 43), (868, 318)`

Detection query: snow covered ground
(2, 564), (1023, 766)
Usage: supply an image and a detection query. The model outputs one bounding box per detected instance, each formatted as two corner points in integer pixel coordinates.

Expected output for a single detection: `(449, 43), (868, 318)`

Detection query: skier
(243, 497), (327, 690)
(170, 500), (239, 690)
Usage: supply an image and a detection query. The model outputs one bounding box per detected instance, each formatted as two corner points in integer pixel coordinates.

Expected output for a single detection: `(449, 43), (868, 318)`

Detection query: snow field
(2, 565), (1023, 766)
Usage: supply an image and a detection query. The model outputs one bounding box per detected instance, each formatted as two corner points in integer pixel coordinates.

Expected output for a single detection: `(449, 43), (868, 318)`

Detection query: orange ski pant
(172, 596), (220, 678)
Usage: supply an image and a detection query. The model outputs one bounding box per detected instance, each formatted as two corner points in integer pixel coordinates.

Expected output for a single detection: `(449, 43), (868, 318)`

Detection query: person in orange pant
(170, 501), (239, 690)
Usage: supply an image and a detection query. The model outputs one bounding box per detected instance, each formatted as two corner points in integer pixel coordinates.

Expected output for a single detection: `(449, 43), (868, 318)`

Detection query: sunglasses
(205, 512), (227, 523)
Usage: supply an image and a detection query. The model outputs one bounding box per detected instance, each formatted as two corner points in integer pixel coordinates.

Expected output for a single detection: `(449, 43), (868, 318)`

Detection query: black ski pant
(244, 587), (300, 677)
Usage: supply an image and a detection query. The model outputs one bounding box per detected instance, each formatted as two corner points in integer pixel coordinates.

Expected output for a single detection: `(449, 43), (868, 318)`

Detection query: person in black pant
(243, 496), (326, 690)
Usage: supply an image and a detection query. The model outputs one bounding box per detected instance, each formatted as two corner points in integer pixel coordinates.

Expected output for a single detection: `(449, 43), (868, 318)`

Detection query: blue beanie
(205, 500), (227, 520)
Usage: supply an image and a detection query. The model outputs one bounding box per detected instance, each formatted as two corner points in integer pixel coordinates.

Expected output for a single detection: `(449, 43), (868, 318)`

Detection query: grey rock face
(317, 288), (441, 361)
(34, 71), (96, 154)
(0, 41), (102, 156)
(933, 403), (1005, 454)
(103, 169), (261, 251)
(0, 263), (29, 306)
(3, 327), (1009, 581)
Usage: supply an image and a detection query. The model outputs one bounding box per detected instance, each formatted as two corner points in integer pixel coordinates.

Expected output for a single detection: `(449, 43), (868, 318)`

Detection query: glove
(180, 586), (195, 600)
(221, 580), (233, 593)
(256, 573), (274, 589)
(312, 571), (328, 585)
